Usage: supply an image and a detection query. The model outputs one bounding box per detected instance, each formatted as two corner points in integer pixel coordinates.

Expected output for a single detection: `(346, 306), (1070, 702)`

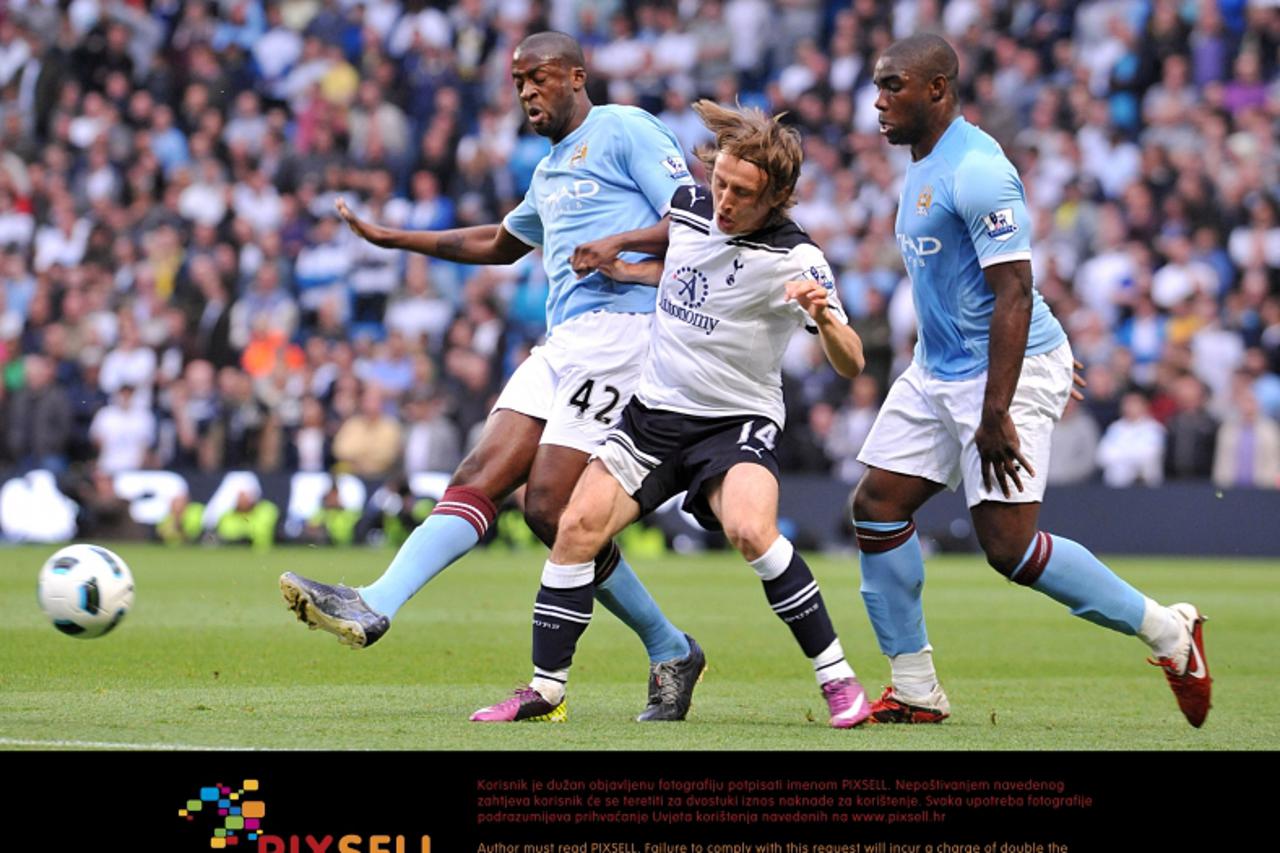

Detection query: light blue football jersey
(895, 118), (1066, 379)
(502, 104), (694, 333)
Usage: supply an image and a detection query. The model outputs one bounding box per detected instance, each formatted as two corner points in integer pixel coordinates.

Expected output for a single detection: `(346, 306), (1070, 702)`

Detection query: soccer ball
(37, 544), (135, 638)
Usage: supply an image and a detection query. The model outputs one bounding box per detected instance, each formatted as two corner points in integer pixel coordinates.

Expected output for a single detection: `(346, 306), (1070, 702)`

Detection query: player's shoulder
(595, 104), (668, 136)
(728, 216), (819, 257)
(949, 122), (1019, 185)
(669, 184), (713, 226)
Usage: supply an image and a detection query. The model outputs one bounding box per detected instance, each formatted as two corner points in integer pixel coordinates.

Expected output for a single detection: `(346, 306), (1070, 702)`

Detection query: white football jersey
(637, 185), (848, 426)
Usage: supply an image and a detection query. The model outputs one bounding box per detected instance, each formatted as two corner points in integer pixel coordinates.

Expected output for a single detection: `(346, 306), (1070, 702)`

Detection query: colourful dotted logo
(177, 779), (264, 848)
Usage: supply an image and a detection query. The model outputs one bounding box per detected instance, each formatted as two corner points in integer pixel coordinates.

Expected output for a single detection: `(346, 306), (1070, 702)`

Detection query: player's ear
(570, 66), (586, 91)
(931, 75), (947, 102)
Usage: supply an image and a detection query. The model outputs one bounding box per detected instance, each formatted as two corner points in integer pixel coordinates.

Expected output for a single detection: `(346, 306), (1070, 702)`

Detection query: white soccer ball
(37, 544), (135, 638)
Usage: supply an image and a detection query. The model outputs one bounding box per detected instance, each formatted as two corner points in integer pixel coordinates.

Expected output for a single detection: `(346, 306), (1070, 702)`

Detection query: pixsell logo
(177, 779), (431, 853)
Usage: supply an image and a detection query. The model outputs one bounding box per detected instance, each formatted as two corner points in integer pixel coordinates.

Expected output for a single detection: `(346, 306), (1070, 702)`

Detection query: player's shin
(752, 536), (855, 684)
(856, 519), (941, 697)
(530, 559), (596, 704)
(358, 486), (497, 619)
(856, 520), (930, 653)
(592, 541), (691, 663)
(1009, 532), (1147, 635)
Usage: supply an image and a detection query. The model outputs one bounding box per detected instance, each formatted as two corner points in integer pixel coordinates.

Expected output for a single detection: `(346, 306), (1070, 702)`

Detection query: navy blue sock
(531, 560), (595, 682)
(751, 540), (838, 658)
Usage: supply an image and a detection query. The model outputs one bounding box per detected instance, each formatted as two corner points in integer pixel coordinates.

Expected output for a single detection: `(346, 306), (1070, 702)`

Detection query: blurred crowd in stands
(1, 0), (1278, 511)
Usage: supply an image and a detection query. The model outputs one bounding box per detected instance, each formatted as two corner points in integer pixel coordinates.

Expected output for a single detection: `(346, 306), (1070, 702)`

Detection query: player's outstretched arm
(976, 260), (1035, 497)
(334, 197), (531, 265)
(785, 279), (865, 379)
(570, 217), (672, 279)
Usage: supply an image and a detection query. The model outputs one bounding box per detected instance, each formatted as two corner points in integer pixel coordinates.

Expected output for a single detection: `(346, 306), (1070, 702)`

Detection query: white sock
(530, 672), (566, 705)
(1137, 597), (1185, 662)
(889, 645), (940, 698)
(812, 638), (855, 685)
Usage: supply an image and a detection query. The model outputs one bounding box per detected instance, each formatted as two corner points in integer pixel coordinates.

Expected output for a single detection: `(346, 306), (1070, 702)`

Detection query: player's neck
(910, 112), (961, 161)
(551, 97), (594, 144)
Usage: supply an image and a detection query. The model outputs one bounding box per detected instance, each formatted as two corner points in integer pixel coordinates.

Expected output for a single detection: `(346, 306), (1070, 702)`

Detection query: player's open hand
(571, 237), (622, 279)
(334, 197), (373, 241)
(784, 279), (831, 320)
(975, 412), (1035, 498)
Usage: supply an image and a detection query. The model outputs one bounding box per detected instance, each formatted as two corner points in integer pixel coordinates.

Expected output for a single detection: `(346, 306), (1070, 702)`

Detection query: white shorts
(492, 311), (653, 454)
(857, 342), (1074, 507)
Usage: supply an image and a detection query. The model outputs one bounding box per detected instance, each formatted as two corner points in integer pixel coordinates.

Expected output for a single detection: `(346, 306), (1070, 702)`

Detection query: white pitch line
(0, 736), (284, 751)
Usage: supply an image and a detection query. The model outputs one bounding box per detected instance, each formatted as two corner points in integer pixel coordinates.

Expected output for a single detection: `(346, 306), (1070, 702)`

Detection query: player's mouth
(717, 213), (734, 231)
(526, 105), (546, 124)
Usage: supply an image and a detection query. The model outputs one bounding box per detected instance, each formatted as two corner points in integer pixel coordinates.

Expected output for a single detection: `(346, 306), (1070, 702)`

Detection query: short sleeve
(790, 244), (848, 332)
(501, 191), (543, 248)
(620, 112), (695, 216)
(952, 153), (1033, 268)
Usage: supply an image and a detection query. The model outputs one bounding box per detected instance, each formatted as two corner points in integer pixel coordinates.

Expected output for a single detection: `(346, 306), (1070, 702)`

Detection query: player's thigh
(856, 363), (963, 505)
(551, 460), (642, 563)
(954, 343), (1074, 508)
(540, 312), (651, 455)
(852, 466), (946, 522)
(450, 408), (544, 500)
(706, 462), (780, 560)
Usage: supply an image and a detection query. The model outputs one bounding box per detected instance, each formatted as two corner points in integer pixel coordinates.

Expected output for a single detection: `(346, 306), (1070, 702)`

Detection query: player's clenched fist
(570, 237), (621, 278)
(784, 279), (832, 319)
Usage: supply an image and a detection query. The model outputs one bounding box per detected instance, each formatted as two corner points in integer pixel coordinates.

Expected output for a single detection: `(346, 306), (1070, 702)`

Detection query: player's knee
(553, 504), (608, 560)
(851, 480), (894, 523)
(522, 487), (564, 549)
(984, 545), (1024, 578)
(722, 517), (777, 562)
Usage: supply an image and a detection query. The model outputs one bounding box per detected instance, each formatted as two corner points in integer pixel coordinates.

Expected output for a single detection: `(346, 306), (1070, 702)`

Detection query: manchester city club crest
(916, 185), (933, 216)
(569, 142), (589, 168)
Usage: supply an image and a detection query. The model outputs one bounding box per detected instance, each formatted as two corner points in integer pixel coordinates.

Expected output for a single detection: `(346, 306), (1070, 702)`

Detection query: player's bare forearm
(602, 258), (665, 286)
(785, 279), (864, 377)
(816, 311), (865, 378)
(611, 216), (672, 255)
(334, 198), (530, 264)
(388, 225), (530, 265)
(571, 217), (671, 278)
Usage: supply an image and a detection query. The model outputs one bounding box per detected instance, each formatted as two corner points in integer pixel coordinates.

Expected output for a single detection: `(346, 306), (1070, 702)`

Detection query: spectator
(1048, 397), (1101, 485)
(402, 392), (462, 476)
(99, 315), (157, 405)
(229, 264), (299, 351)
(333, 384), (402, 477)
(290, 395), (333, 473)
(1163, 374), (1218, 480)
(825, 375), (881, 485)
(1213, 385), (1280, 490)
(88, 383), (155, 473)
(1097, 392), (1166, 487)
(6, 354), (71, 471)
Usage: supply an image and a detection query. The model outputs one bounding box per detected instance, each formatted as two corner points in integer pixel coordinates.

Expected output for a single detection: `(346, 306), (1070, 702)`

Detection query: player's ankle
(529, 677), (565, 706)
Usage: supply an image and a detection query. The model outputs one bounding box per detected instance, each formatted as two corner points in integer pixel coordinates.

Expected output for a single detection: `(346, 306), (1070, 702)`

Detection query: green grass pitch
(1, 543), (1276, 750)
